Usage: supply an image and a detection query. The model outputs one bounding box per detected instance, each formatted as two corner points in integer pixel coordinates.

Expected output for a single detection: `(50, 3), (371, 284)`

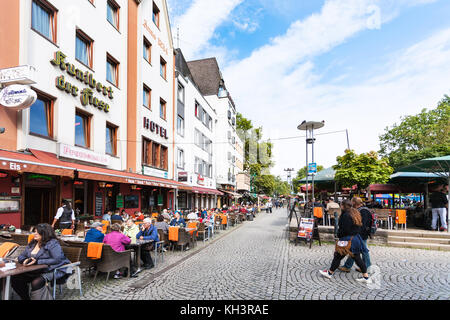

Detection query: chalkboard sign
(95, 193), (103, 217)
(124, 195), (139, 209)
(149, 196), (155, 206)
(157, 194), (163, 206)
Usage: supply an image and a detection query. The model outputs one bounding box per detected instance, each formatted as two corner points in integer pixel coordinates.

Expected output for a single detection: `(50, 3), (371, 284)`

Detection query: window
(105, 123), (117, 155)
(160, 98), (166, 120)
(160, 146), (168, 171)
(152, 142), (159, 167)
(160, 57), (166, 79)
(106, 53), (119, 87)
(75, 29), (93, 68)
(107, 0), (120, 30)
(75, 111), (91, 148)
(177, 149), (184, 169)
(142, 137), (151, 166)
(143, 85), (151, 109)
(152, 2), (160, 28)
(195, 102), (199, 118)
(29, 91), (54, 138)
(177, 82), (184, 103)
(143, 37), (151, 63)
(31, 0), (57, 43)
(177, 115), (184, 136)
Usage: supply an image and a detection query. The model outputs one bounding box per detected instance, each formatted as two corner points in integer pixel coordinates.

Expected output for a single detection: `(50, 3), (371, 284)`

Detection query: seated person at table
(120, 209), (130, 221)
(187, 210), (198, 220)
(102, 210), (112, 222)
(84, 222), (105, 243)
(155, 215), (170, 235)
(136, 218), (159, 269)
(170, 212), (186, 227)
(123, 218), (140, 241)
(161, 209), (171, 221)
(103, 223), (131, 279)
(200, 209), (207, 220)
(111, 210), (123, 222)
(134, 211), (145, 221)
(11, 223), (71, 300)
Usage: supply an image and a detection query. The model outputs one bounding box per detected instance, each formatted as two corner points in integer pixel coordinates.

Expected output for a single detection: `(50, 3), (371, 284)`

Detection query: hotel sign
(143, 117), (169, 139)
(58, 143), (109, 166)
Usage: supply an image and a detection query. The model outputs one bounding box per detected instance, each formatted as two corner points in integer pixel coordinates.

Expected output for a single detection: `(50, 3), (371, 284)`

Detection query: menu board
(297, 218), (314, 240)
(116, 195), (124, 208)
(95, 193), (103, 217)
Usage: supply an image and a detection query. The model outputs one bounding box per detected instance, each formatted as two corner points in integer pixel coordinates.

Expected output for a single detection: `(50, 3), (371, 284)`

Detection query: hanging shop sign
(0, 65), (37, 85)
(59, 143), (109, 166)
(50, 51), (113, 113)
(0, 84), (37, 111)
(197, 175), (204, 186)
(143, 117), (169, 139)
(116, 195), (124, 208)
(178, 171), (188, 182)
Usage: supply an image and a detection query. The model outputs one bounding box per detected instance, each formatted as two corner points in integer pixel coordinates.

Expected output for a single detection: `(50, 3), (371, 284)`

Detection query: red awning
(192, 186), (223, 195)
(369, 184), (401, 193)
(0, 148), (192, 190)
(0, 149), (74, 178)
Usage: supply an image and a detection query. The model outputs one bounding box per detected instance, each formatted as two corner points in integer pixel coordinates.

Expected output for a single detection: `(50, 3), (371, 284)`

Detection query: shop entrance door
(24, 187), (53, 227)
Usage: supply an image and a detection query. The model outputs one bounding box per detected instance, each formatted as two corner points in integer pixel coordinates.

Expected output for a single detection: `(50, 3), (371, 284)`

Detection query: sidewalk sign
(296, 217), (321, 248)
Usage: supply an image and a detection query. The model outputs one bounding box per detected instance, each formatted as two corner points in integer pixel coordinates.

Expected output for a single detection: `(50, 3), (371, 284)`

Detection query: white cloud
(221, 0), (448, 178)
(170, 0), (244, 59)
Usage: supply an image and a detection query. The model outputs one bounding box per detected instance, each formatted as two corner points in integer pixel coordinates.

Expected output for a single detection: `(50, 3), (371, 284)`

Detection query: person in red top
(133, 211), (145, 221)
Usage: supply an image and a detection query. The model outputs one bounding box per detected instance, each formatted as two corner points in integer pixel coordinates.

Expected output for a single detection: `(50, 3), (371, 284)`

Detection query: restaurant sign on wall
(50, 51), (113, 113)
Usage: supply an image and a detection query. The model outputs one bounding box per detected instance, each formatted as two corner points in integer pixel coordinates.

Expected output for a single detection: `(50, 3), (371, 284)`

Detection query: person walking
(319, 199), (371, 284)
(267, 201), (273, 213)
(51, 200), (75, 230)
(430, 186), (448, 231)
(339, 197), (372, 273)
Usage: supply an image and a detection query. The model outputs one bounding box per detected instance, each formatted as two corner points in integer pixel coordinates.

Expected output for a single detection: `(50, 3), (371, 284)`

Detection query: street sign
(308, 163), (317, 174)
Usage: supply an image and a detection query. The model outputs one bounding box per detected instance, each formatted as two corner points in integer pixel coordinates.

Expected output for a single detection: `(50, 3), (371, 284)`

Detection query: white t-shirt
(55, 205), (75, 220)
(187, 212), (198, 220)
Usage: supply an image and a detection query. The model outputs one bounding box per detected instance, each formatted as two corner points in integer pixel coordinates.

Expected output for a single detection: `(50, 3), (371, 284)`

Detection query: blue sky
(168, 0), (450, 180)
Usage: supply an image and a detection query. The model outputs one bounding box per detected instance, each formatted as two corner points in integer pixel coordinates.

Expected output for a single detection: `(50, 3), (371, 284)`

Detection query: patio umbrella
(397, 155), (450, 231)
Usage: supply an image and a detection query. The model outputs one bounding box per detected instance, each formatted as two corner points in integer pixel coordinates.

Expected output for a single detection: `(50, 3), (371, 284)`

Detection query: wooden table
(0, 261), (48, 300)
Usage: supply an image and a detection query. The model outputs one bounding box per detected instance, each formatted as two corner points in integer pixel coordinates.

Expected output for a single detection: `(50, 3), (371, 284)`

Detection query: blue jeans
(343, 239), (371, 269)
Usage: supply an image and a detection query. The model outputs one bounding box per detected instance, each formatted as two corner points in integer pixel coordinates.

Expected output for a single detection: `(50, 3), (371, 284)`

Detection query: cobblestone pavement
(61, 208), (450, 300)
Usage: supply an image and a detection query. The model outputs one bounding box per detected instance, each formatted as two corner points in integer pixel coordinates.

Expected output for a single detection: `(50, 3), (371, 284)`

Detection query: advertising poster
(298, 218), (314, 240)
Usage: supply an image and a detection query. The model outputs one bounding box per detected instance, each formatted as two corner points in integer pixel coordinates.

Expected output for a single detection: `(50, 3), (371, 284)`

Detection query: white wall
(17, 0), (128, 170)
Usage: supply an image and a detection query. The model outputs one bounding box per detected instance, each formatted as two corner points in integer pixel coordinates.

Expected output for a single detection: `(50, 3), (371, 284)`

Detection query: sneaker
(162, 248), (167, 252)
(356, 277), (372, 284)
(185, 247), (190, 251)
(114, 274), (122, 279)
(319, 269), (332, 279)
(338, 267), (351, 273)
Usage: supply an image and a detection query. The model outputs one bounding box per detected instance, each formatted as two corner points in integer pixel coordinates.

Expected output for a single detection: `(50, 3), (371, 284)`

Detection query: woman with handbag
(319, 199), (371, 283)
(11, 223), (72, 300)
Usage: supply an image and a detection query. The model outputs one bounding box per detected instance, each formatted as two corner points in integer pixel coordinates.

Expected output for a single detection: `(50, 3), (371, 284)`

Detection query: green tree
(274, 176), (291, 196)
(333, 149), (393, 190)
(292, 165), (324, 192)
(253, 175), (276, 195)
(379, 96), (450, 170)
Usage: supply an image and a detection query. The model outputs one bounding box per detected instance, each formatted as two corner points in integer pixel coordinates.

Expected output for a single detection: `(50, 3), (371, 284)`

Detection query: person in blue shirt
(111, 210), (123, 221)
(102, 210), (112, 222)
(169, 211), (186, 227)
(84, 222), (105, 243)
(136, 218), (159, 269)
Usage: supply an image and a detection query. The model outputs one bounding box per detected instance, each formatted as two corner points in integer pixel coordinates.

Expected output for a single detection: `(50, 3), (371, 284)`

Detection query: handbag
(30, 283), (54, 300)
(335, 236), (353, 257)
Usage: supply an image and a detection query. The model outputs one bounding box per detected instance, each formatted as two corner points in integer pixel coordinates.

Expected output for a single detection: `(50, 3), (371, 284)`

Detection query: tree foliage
(379, 96), (450, 170)
(333, 149), (393, 190)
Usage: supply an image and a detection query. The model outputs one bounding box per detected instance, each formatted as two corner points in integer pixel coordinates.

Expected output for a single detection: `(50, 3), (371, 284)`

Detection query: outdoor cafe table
(126, 239), (154, 276)
(0, 261), (48, 300)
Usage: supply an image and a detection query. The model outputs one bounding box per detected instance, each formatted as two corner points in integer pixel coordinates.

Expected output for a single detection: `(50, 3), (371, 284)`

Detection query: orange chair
(27, 234), (34, 243)
(396, 209), (407, 230)
(152, 213), (159, 218)
(0, 242), (19, 258)
(313, 207), (323, 219)
(61, 229), (73, 235)
(87, 242), (103, 259)
(168, 226), (179, 242)
(101, 220), (110, 234)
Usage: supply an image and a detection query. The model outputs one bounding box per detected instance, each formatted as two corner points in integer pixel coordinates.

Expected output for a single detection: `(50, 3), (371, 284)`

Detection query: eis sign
(50, 51), (113, 113)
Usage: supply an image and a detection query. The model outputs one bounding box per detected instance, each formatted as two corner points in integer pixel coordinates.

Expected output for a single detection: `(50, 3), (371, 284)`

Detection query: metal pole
(311, 126), (315, 218)
(305, 129), (309, 204)
(345, 129), (350, 150)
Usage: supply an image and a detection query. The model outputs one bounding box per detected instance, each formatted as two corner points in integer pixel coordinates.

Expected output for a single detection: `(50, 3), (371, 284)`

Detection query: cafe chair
(64, 241), (98, 275)
(52, 246), (83, 299)
(0, 242), (19, 258)
(4, 245), (26, 260)
(93, 244), (132, 282)
(196, 223), (209, 244)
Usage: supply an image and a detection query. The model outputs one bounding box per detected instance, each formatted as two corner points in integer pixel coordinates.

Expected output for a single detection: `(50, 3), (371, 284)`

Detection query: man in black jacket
(339, 197), (372, 273)
(430, 186), (448, 231)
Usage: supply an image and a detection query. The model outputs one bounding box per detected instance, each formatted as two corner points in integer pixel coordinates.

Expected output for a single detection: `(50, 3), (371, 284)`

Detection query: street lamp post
(298, 121), (325, 217)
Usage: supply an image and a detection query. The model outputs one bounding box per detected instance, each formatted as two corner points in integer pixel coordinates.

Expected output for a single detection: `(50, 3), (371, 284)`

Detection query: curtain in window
(107, 60), (115, 84)
(32, 1), (51, 39)
(106, 127), (113, 154)
(107, 3), (118, 28)
(76, 36), (88, 65)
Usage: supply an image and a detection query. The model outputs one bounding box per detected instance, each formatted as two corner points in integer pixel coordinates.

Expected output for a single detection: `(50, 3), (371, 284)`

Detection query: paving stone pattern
(61, 208), (450, 300)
